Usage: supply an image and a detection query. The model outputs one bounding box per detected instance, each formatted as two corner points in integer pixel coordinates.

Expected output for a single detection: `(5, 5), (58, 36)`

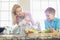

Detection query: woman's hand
(26, 22), (30, 26)
(18, 23), (22, 27)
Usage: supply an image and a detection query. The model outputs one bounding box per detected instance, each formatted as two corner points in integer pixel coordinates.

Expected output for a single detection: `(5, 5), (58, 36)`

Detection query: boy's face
(45, 12), (55, 21)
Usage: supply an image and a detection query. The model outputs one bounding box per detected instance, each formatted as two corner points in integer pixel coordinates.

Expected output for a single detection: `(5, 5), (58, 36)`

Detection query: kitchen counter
(27, 32), (60, 40)
(0, 33), (60, 40)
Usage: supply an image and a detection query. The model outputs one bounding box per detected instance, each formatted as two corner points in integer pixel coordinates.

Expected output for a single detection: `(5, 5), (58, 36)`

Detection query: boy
(45, 7), (60, 32)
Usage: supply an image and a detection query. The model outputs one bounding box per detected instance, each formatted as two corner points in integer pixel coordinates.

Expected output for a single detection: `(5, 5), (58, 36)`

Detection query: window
(0, 0), (17, 27)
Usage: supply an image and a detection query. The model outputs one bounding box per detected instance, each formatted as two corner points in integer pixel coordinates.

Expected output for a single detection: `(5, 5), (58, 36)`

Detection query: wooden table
(0, 33), (60, 40)
(27, 33), (60, 40)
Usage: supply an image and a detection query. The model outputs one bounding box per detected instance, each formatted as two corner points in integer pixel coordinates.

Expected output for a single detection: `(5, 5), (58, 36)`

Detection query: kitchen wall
(18, 0), (30, 12)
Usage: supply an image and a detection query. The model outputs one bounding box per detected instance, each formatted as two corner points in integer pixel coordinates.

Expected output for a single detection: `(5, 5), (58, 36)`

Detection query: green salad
(44, 30), (51, 33)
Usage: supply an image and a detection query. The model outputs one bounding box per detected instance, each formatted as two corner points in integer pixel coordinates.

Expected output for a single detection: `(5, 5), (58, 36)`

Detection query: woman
(12, 4), (33, 35)
(12, 4), (25, 25)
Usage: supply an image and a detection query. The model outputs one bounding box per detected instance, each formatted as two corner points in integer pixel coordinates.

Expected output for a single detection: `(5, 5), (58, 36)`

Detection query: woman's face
(16, 7), (23, 17)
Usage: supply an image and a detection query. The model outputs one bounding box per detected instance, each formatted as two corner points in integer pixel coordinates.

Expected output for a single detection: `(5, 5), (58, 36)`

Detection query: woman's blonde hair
(12, 4), (21, 15)
(12, 4), (21, 25)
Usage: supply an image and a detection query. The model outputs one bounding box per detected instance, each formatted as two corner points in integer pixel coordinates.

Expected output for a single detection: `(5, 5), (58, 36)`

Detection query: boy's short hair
(45, 7), (55, 14)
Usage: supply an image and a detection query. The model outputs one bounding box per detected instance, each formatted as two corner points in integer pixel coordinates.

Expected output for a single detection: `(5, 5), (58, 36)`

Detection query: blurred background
(0, 0), (60, 30)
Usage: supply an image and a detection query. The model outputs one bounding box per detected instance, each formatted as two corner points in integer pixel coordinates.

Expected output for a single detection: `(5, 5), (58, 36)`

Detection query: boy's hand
(49, 27), (56, 33)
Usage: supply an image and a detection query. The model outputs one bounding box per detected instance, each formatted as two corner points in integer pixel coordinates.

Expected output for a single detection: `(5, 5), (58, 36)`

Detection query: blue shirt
(45, 18), (60, 30)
